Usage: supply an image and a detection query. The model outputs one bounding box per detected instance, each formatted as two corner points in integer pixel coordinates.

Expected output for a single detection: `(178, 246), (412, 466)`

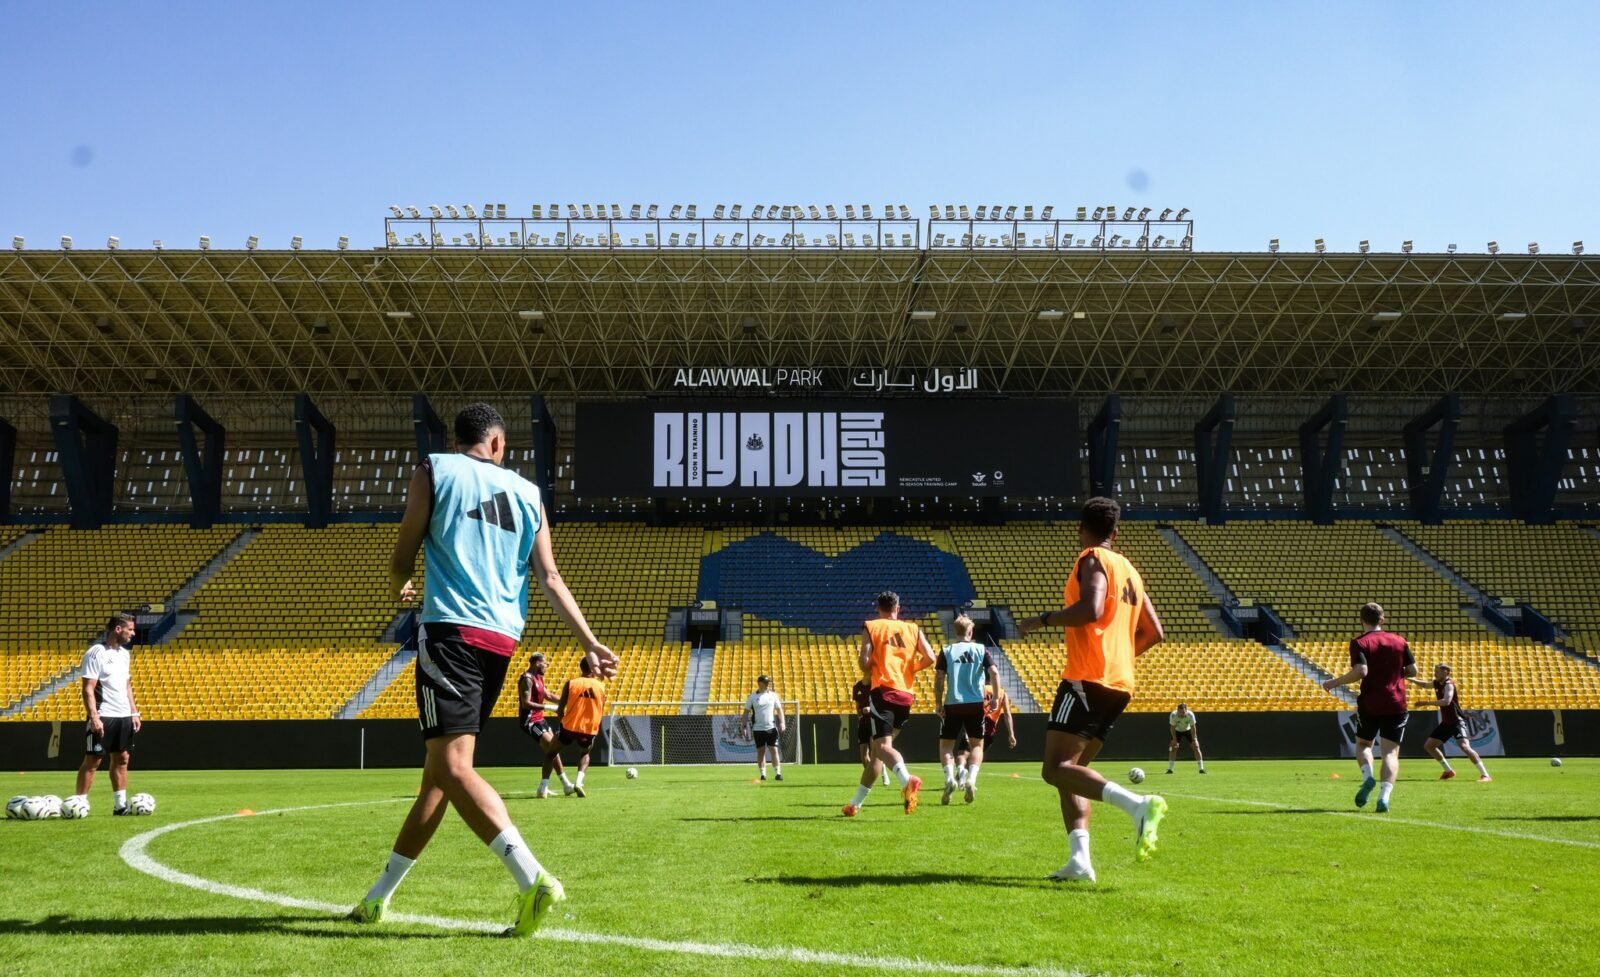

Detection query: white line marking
(1164, 791), (1600, 850)
(120, 799), (1128, 977)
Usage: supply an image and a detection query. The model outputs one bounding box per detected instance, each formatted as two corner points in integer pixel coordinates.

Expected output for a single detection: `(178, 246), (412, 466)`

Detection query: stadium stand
(1401, 521), (1600, 661)
(1291, 636), (1600, 711)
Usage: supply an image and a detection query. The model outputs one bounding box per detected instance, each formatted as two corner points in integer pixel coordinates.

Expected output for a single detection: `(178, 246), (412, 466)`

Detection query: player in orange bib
(541, 657), (606, 798)
(843, 591), (936, 816)
(1019, 497), (1169, 882)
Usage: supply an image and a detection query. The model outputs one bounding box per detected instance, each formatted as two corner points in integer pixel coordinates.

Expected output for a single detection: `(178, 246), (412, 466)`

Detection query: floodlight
(1373, 311), (1403, 320)
(407, 207), (421, 219)
(1137, 207), (1151, 220)
(713, 204), (726, 219)
(1447, 243), (1458, 253)
(898, 204), (911, 219)
(497, 204), (508, 218)
(1159, 208), (1173, 220)
(60, 235), (72, 249)
(1528, 242), (1539, 254)
(1041, 206), (1054, 220)
(1091, 235), (1104, 248)
(1109, 234), (1122, 247)
(1487, 241), (1499, 253)
(199, 236), (210, 249)
(338, 236), (349, 250)
(1004, 206), (1017, 220)
(107, 236), (119, 249)
(428, 205), (443, 218)
(1402, 240), (1414, 253)
(929, 205), (940, 219)
(752, 205), (766, 220)
(1153, 235), (1166, 248)
(464, 204), (478, 218)
(11, 236), (21, 249)
(1359, 240), (1370, 253)
(1500, 311), (1528, 320)
(386, 310), (414, 319)
(1076, 206), (1088, 220)
(1176, 208), (1190, 220)
(909, 309), (938, 320)
(152, 239), (162, 249)
(1269, 238), (1279, 252)
(647, 204), (659, 219)
(291, 235), (303, 250)
(810, 205), (823, 220)
(1024, 206), (1035, 220)
(246, 235), (258, 250)
(1314, 238), (1327, 253)
(1575, 241), (1585, 254)
(1136, 235), (1149, 248)
(1037, 309), (1066, 320)
(446, 205), (460, 219)
(389, 205), (404, 218)
(1092, 207), (1104, 220)
(686, 204), (698, 218)
(944, 205), (955, 219)
(1121, 207), (1134, 221)
(975, 205), (988, 220)
(1179, 235), (1193, 249)
(518, 309), (545, 319)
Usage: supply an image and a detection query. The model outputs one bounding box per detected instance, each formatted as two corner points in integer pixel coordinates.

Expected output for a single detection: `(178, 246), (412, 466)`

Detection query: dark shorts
(1428, 720), (1465, 743)
(85, 716), (134, 756)
(415, 624), (511, 740)
(983, 717), (999, 746)
(940, 703), (985, 741)
(1173, 729), (1195, 744)
(1048, 680), (1131, 742)
(558, 728), (596, 751)
(868, 687), (913, 740)
(855, 715), (872, 746)
(521, 715), (553, 740)
(752, 727), (779, 748)
(1355, 709), (1408, 745)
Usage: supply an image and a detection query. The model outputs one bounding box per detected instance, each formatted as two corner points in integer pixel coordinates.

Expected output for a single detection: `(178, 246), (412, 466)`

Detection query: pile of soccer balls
(6, 792), (156, 820)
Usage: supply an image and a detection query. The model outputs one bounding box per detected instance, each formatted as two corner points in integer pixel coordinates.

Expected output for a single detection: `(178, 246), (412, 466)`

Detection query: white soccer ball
(1551, 757), (1563, 768)
(19, 796), (51, 820)
(38, 795), (62, 819)
(129, 792), (156, 815)
(6, 795), (28, 820)
(626, 767), (639, 779)
(1128, 767), (1146, 784)
(62, 795), (90, 819)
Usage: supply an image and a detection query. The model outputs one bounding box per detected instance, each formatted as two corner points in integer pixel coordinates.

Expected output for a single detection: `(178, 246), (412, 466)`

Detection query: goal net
(604, 701), (802, 766)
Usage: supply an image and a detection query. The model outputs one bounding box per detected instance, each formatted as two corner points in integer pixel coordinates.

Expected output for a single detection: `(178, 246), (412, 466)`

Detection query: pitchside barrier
(0, 710), (1594, 771)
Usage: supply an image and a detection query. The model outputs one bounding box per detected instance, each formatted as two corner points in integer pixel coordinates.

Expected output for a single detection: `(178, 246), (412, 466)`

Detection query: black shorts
(85, 716), (134, 756)
(415, 624), (510, 740)
(558, 728), (595, 751)
(1355, 709), (1408, 745)
(521, 715), (554, 740)
(1428, 720), (1465, 743)
(752, 727), (779, 748)
(867, 688), (913, 740)
(940, 704), (984, 741)
(1172, 729), (1194, 744)
(855, 715), (872, 746)
(1048, 680), (1131, 742)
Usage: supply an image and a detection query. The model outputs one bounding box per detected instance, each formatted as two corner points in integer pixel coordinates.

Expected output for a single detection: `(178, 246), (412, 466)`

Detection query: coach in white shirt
(744, 675), (786, 782)
(1166, 702), (1205, 774)
(75, 612), (142, 814)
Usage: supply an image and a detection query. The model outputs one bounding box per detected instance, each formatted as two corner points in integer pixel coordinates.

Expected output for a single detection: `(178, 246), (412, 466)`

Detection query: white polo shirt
(1169, 709), (1197, 733)
(82, 643), (133, 718)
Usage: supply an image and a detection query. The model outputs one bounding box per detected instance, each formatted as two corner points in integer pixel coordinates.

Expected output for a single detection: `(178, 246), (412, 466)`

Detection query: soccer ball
(19, 796), (51, 820)
(38, 795), (62, 819)
(6, 795), (28, 820)
(62, 795), (90, 819)
(626, 767), (639, 779)
(1128, 767), (1146, 784)
(129, 792), (156, 815)
(1551, 757), (1564, 768)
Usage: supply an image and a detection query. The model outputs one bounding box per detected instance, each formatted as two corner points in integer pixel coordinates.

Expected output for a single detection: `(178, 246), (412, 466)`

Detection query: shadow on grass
(1486, 814), (1600, 823)
(1210, 808), (1345, 815)
(743, 872), (1112, 891)
(0, 914), (456, 939)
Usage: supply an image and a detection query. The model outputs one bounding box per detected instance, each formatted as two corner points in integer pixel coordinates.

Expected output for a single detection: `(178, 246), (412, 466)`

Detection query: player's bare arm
(1321, 662), (1368, 690)
(1022, 553), (1106, 632)
(858, 629), (874, 675)
(128, 676), (141, 733)
(932, 669), (946, 717)
(518, 673), (535, 714)
(775, 701), (786, 734)
(530, 503), (617, 678)
(82, 676), (103, 737)
(389, 467), (431, 602)
(1134, 592), (1165, 655)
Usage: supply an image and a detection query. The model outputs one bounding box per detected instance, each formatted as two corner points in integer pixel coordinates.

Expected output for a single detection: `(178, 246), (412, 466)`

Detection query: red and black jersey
(1434, 678), (1463, 725)
(1350, 630), (1414, 715)
(519, 671), (550, 724)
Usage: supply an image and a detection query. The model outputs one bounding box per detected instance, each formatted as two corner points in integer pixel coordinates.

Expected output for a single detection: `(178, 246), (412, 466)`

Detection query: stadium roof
(2, 249), (1597, 398)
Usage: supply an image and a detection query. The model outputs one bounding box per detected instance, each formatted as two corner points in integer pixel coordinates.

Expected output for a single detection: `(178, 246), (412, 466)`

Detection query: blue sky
(2, 2), (1595, 254)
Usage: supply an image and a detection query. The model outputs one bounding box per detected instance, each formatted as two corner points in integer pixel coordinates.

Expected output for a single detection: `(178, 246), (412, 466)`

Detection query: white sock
(850, 784), (871, 807)
(560, 772), (574, 788)
(1100, 780), (1144, 818)
(881, 769), (892, 786)
(1474, 758), (1489, 776)
(760, 761), (767, 776)
(1378, 781), (1394, 804)
(364, 851), (416, 903)
(1068, 827), (1091, 865)
(773, 761), (781, 774)
(1197, 761), (1205, 771)
(891, 762), (911, 787)
(575, 771), (585, 786)
(489, 827), (544, 892)
(968, 764), (980, 785)
(943, 762), (956, 784)
(538, 777), (550, 791)
(1436, 756), (1453, 771)
(1359, 761), (1374, 781)
(1167, 761), (1175, 772)
(114, 789), (127, 808)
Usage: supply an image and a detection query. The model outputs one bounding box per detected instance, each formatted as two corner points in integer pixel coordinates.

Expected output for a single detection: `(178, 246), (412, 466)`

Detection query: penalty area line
(1164, 791), (1600, 850)
(120, 799), (1134, 977)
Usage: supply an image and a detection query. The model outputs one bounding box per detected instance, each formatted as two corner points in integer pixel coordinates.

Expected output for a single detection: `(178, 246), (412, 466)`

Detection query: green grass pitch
(2, 759), (1595, 976)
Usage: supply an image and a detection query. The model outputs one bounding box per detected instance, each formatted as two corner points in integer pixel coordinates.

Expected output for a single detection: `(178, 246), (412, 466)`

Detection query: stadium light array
(1487, 240), (1500, 254)
(389, 206), (404, 218)
(199, 236), (210, 250)
(1314, 238), (1326, 253)
(1359, 240), (1370, 253)
(291, 236), (303, 250)
(1402, 240), (1414, 253)
(246, 236), (259, 250)
(60, 235), (73, 250)
(107, 236), (119, 249)
(1176, 208), (1190, 220)
(338, 236), (349, 250)
(1076, 207), (1088, 220)
(1269, 238), (1280, 252)
(1159, 208), (1173, 220)
(1528, 242), (1539, 254)
(1576, 241), (1585, 254)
